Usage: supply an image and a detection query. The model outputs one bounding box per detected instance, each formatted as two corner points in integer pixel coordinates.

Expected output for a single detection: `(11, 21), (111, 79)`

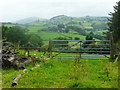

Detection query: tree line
(2, 25), (43, 47)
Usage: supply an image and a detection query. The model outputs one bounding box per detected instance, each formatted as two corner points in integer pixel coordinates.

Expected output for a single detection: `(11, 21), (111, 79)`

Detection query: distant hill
(13, 15), (109, 31)
(4, 15), (110, 40)
(14, 15), (109, 26)
(47, 15), (109, 26)
(48, 15), (81, 25)
(15, 17), (47, 24)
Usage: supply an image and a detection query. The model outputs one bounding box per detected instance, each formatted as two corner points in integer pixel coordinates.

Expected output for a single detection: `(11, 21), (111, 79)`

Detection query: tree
(27, 34), (43, 47)
(107, 1), (120, 61)
(91, 23), (107, 30)
(65, 25), (85, 35)
(57, 24), (65, 32)
(2, 26), (29, 45)
(48, 26), (58, 32)
(65, 26), (70, 33)
(108, 1), (120, 43)
(82, 33), (94, 48)
(2, 25), (9, 40)
(2, 25), (43, 47)
(89, 32), (94, 37)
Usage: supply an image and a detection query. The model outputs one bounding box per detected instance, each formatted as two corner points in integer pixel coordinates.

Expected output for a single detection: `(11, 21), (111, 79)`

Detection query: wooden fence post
(49, 40), (52, 59)
(80, 41), (82, 59)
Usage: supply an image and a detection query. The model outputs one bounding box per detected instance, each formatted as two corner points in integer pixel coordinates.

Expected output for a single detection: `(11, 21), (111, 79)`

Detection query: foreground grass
(2, 55), (118, 88)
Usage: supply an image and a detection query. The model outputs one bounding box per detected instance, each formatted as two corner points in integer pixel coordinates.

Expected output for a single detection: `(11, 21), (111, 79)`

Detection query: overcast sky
(0, 0), (118, 22)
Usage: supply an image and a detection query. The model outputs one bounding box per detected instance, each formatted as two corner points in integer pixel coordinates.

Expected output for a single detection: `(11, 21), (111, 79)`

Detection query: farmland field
(37, 32), (86, 40)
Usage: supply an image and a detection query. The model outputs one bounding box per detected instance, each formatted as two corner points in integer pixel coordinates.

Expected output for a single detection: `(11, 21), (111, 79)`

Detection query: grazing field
(28, 26), (47, 33)
(86, 30), (107, 35)
(35, 32), (86, 40)
(2, 51), (118, 88)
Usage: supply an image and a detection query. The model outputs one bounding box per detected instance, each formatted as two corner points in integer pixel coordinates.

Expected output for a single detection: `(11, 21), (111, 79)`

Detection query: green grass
(36, 32), (86, 40)
(38, 32), (63, 40)
(28, 26), (47, 32)
(2, 51), (118, 88)
(4, 24), (15, 27)
(24, 24), (87, 41)
(62, 33), (86, 40)
(95, 30), (108, 35)
(29, 30), (99, 41)
(2, 69), (23, 87)
(86, 30), (108, 35)
(53, 53), (110, 60)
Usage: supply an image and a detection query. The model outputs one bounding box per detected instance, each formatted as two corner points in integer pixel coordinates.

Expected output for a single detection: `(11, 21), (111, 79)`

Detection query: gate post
(80, 40), (82, 59)
(110, 37), (115, 62)
(48, 40), (52, 59)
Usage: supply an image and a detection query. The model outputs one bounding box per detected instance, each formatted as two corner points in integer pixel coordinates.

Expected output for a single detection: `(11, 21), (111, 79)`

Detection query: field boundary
(50, 40), (110, 60)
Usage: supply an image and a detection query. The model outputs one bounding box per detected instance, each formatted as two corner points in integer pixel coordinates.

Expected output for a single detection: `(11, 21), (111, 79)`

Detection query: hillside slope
(15, 17), (47, 24)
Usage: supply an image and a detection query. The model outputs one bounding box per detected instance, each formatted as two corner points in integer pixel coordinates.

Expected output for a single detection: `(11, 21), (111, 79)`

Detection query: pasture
(2, 39), (118, 88)
(3, 24), (99, 41)
(35, 32), (86, 40)
(2, 50), (118, 88)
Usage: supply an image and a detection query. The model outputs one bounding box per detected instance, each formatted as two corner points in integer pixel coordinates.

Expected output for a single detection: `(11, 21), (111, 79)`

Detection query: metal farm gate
(49, 40), (110, 60)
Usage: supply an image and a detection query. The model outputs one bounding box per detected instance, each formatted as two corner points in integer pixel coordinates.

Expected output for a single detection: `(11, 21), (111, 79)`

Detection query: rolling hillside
(21, 15), (109, 30)
(15, 17), (48, 24)
(3, 15), (109, 40)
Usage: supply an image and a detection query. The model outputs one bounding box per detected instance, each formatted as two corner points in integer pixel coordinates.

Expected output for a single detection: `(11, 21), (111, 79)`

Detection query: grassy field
(86, 30), (107, 35)
(25, 24), (87, 40)
(3, 23), (100, 41)
(2, 51), (118, 88)
(34, 32), (86, 40)
(28, 26), (47, 33)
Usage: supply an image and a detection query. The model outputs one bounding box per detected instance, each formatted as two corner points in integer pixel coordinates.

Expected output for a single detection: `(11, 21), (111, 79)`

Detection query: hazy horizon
(1, 15), (111, 23)
(0, 0), (118, 22)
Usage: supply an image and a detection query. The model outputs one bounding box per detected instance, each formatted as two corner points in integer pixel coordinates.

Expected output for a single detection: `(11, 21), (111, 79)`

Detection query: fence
(50, 40), (110, 60)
